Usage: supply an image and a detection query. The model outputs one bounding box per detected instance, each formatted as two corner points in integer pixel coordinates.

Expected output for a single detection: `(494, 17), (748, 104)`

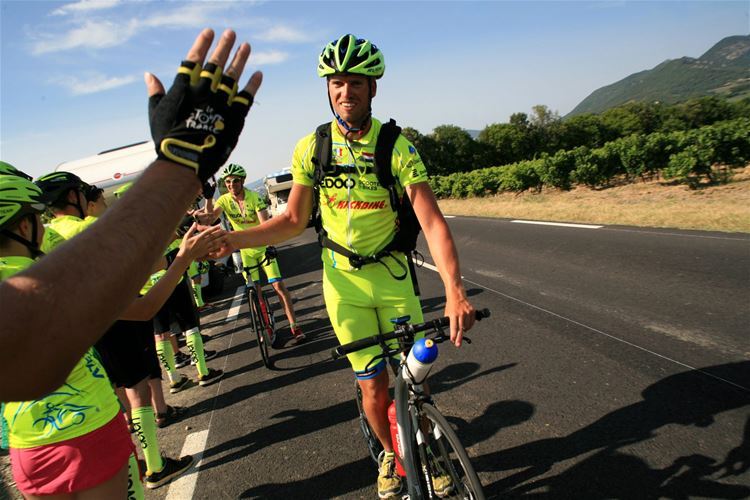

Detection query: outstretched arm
(407, 182), (475, 346)
(223, 183), (313, 250)
(0, 28), (262, 401)
(120, 224), (224, 321)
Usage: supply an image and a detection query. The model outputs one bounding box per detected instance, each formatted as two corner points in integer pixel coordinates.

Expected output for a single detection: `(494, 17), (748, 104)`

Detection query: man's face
(327, 74), (375, 128)
(224, 176), (244, 196)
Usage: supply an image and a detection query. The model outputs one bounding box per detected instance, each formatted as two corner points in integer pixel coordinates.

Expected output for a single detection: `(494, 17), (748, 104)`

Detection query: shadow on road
(479, 360), (750, 498)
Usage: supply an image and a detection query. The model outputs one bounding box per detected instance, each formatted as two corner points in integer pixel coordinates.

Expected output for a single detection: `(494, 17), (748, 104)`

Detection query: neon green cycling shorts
(323, 253), (423, 379)
(241, 248), (281, 284)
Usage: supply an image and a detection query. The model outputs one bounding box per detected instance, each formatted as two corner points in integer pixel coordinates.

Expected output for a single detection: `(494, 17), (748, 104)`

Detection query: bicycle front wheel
(420, 403), (485, 500)
(248, 288), (271, 368)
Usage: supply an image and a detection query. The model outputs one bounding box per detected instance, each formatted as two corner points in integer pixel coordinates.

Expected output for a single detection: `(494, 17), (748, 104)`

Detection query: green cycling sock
(127, 453), (145, 500)
(155, 339), (177, 383)
(185, 328), (208, 377)
(193, 283), (204, 307)
(131, 406), (164, 474)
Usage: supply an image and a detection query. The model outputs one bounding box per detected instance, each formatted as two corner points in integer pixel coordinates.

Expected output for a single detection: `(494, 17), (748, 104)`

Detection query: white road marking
(512, 219), (603, 229)
(460, 275), (749, 393)
(225, 286), (245, 321)
(420, 261), (463, 279)
(444, 215), (456, 218)
(167, 286), (246, 498)
(164, 430), (209, 500)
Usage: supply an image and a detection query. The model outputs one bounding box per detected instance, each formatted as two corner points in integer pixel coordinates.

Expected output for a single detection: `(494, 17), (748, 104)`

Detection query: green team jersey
(42, 215), (95, 253)
(0, 256), (120, 448)
(139, 239), (183, 295)
(215, 188), (267, 257)
(291, 117), (429, 271)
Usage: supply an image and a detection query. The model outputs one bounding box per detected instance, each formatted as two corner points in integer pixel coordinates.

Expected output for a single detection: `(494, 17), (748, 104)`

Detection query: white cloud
(55, 72), (137, 95)
(32, 2), (236, 55)
(51, 0), (121, 16)
(32, 19), (139, 54)
(256, 25), (311, 43)
(251, 50), (289, 65)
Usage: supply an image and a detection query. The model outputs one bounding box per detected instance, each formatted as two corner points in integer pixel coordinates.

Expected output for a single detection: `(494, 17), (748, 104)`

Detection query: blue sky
(1, 0), (748, 181)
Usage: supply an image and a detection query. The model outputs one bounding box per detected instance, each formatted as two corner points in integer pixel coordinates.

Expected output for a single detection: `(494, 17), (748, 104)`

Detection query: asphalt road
(146, 218), (749, 500)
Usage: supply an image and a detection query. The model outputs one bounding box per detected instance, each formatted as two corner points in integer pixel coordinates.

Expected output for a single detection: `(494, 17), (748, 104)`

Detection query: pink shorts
(10, 413), (135, 495)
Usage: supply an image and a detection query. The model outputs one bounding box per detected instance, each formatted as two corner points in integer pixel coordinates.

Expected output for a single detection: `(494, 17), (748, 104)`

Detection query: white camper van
(55, 141), (156, 202)
(55, 141), (228, 298)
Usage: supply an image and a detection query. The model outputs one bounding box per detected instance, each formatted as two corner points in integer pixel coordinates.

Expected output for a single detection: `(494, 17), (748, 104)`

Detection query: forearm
(230, 210), (307, 248)
(0, 161), (200, 400)
(423, 219), (467, 301)
(119, 254), (192, 321)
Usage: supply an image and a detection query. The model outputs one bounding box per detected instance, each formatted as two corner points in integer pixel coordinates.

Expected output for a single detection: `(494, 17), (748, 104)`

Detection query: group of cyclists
(0, 29), (476, 499)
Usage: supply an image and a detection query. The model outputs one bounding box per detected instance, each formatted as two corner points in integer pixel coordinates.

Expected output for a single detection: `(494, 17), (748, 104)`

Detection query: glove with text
(149, 61), (254, 182)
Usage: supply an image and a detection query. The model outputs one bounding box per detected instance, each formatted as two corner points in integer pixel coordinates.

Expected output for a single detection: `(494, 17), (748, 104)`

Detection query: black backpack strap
(374, 119), (402, 212)
(311, 122), (332, 235)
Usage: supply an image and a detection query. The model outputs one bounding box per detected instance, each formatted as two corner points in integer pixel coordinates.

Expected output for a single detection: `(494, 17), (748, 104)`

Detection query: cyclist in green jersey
(210, 34), (476, 498)
(199, 164), (305, 344)
(0, 28), (263, 403)
(0, 171), (145, 499)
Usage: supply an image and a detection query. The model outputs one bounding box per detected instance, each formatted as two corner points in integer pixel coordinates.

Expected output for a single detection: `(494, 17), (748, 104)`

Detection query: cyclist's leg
(323, 265), (391, 449)
(264, 258), (298, 326)
(126, 378), (165, 475)
(240, 249), (261, 286)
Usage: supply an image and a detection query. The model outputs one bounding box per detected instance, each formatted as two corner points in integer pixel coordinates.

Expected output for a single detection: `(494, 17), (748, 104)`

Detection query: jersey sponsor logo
(361, 151), (375, 163)
(323, 177), (356, 189)
(408, 145), (417, 155)
(325, 194), (338, 208)
(334, 147), (345, 158)
(358, 178), (379, 191)
(335, 200), (387, 210)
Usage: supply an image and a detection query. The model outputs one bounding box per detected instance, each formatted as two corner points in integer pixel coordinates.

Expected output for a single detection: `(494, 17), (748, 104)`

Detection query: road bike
(244, 247), (278, 369)
(333, 309), (491, 499)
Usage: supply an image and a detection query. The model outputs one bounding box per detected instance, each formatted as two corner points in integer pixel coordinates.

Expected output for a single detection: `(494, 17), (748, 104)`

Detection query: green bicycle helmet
(0, 176), (47, 258)
(0, 176), (46, 230)
(221, 164), (247, 179)
(318, 34), (385, 79)
(0, 161), (33, 181)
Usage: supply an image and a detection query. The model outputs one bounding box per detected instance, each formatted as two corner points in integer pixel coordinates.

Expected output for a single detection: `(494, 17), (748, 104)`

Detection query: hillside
(568, 35), (750, 116)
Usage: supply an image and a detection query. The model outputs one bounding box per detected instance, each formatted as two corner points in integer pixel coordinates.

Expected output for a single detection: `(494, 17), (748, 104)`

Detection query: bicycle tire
(354, 380), (383, 464)
(419, 403), (484, 500)
(248, 287), (271, 368)
(261, 291), (277, 348)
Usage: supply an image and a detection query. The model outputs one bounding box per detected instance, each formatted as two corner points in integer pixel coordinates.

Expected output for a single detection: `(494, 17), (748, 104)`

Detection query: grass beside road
(437, 166), (750, 233)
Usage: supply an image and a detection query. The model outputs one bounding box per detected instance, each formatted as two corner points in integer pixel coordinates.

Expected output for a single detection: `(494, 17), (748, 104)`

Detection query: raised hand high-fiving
(145, 28), (264, 182)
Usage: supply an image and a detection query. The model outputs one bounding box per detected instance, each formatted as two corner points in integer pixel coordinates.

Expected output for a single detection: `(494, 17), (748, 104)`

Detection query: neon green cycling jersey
(42, 215), (95, 253)
(0, 256), (120, 449)
(291, 117), (428, 271)
(139, 239), (183, 295)
(215, 188), (267, 257)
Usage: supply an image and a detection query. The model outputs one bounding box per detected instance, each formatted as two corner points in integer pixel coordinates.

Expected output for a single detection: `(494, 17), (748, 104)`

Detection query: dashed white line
(421, 259), (747, 393)
(165, 430), (209, 500)
(511, 219), (603, 229)
(225, 286), (245, 321)
(166, 285), (246, 498)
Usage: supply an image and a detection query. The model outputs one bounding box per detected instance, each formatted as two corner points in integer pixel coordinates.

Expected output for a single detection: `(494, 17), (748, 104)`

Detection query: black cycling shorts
(153, 277), (200, 333)
(96, 319), (161, 388)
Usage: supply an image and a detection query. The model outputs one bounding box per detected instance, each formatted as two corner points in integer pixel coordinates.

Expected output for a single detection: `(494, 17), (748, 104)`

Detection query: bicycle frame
(334, 310), (489, 499)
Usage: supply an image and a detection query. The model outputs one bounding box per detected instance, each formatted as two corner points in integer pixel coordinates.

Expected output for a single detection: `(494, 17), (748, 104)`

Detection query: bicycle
(243, 247), (278, 369)
(333, 309), (491, 499)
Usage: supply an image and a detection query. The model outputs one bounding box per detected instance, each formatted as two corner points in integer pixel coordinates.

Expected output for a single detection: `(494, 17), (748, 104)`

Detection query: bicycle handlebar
(331, 309), (491, 360)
